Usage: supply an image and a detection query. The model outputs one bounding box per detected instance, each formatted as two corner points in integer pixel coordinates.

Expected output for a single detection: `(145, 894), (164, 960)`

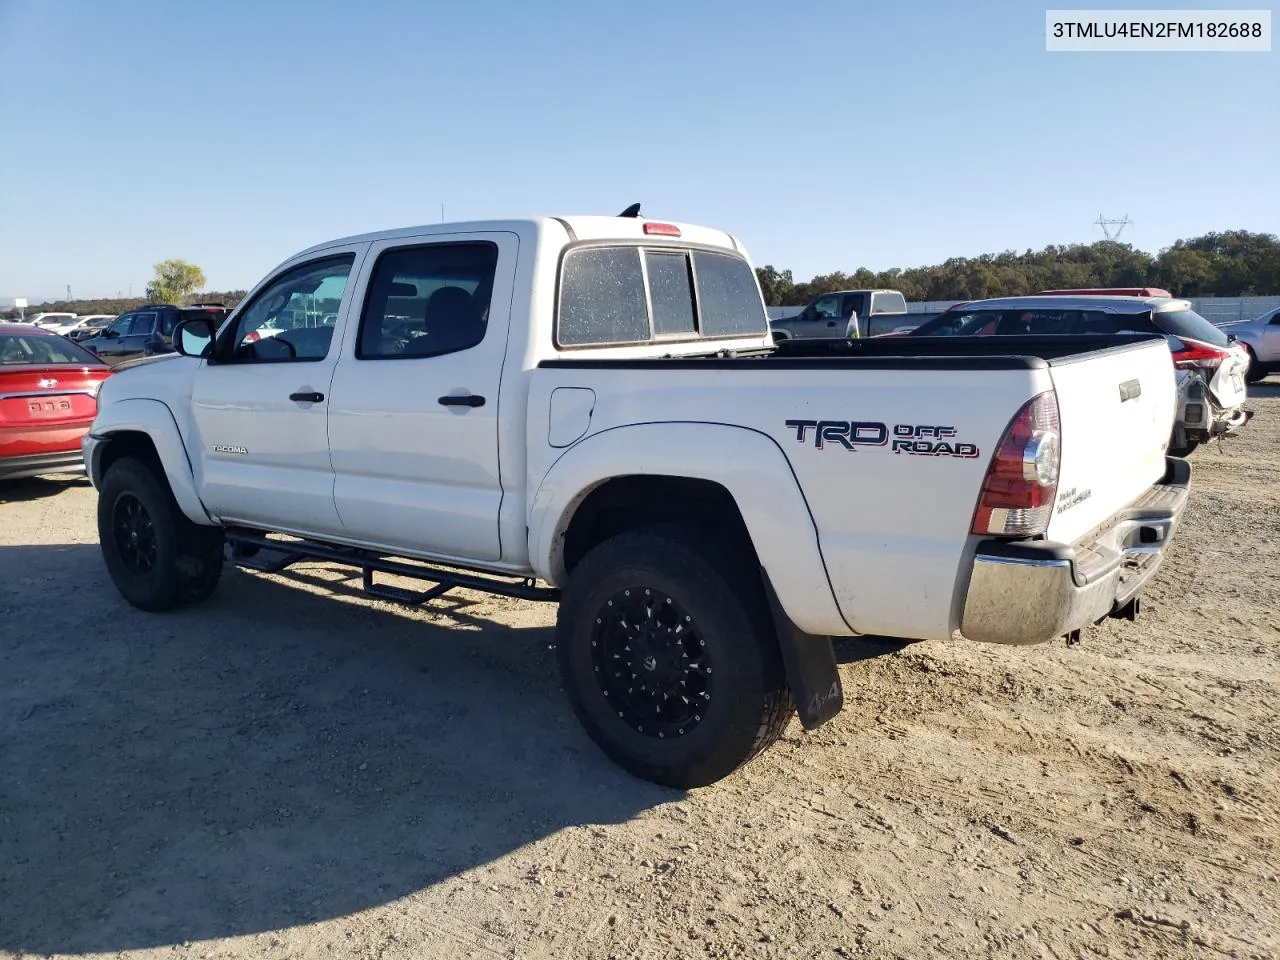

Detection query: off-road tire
(98, 456), (223, 611)
(556, 526), (793, 788)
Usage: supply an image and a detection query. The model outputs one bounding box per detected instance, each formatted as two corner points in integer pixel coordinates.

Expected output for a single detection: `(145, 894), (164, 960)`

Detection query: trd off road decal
(784, 420), (980, 459)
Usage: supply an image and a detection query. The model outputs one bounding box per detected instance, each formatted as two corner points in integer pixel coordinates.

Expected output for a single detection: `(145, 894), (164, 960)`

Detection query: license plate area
(28, 397), (75, 418)
(0, 393), (94, 423)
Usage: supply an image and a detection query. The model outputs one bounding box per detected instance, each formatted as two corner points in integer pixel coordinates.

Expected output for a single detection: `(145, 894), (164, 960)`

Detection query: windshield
(0, 333), (103, 365)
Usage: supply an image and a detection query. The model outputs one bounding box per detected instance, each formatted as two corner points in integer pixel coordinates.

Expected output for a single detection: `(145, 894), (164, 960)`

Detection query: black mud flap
(761, 569), (843, 729)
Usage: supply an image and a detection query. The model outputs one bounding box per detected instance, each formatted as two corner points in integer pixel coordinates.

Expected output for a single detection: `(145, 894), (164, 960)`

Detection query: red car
(0, 323), (113, 480)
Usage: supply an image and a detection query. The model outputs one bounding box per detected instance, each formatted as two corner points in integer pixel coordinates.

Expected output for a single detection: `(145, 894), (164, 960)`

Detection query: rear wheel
(556, 527), (793, 788)
(98, 456), (223, 611)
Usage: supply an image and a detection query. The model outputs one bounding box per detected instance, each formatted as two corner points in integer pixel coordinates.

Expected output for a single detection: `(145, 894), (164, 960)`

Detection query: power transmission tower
(1095, 214), (1132, 241)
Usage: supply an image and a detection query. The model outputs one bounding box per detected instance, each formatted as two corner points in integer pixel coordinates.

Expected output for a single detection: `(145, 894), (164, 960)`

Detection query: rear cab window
(556, 244), (767, 347)
(869, 291), (907, 315)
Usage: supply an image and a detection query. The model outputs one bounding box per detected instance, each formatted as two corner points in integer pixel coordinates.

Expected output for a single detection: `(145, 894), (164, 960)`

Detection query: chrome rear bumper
(960, 457), (1190, 645)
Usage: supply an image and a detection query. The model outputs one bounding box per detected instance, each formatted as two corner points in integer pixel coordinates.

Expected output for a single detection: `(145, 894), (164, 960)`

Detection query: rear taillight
(1172, 340), (1231, 371)
(971, 390), (1061, 537)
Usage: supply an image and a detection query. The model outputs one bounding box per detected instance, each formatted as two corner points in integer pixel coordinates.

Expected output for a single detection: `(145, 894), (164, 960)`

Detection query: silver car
(1221, 307), (1280, 383)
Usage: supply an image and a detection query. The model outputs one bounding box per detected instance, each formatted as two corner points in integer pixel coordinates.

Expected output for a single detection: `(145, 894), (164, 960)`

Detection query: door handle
(438, 394), (485, 408)
(289, 391), (325, 403)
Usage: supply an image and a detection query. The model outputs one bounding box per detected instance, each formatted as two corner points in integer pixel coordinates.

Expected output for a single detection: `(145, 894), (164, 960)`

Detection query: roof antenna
(617, 202), (642, 218)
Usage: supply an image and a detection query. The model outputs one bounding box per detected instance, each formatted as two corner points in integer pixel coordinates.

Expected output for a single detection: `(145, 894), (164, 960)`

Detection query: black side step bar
(224, 528), (560, 605)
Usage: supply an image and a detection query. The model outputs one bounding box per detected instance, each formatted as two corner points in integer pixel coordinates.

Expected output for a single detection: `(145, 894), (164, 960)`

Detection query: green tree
(1154, 247), (1214, 296)
(146, 259), (207, 304)
(754, 265), (795, 306)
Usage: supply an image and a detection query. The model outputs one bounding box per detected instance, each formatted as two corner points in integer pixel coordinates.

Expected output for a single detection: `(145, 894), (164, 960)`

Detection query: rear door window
(130, 312), (158, 336)
(356, 241), (499, 359)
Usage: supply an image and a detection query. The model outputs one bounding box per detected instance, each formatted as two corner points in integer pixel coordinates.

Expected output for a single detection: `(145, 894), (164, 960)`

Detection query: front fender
(528, 422), (852, 637)
(84, 398), (214, 526)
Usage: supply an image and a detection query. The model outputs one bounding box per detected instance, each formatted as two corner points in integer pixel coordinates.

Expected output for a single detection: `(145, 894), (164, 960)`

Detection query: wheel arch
(88, 398), (214, 525)
(528, 421), (850, 637)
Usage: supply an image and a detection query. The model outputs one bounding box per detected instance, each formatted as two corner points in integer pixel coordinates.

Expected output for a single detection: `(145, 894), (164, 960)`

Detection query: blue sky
(0, 0), (1276, 300)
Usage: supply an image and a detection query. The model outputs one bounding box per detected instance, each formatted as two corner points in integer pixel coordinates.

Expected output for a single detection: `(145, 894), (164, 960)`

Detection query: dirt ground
(2, 385), (1277, 960)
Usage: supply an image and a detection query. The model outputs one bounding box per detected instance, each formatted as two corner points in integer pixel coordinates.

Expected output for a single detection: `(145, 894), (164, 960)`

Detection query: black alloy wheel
(112, 493), (157, 574)
(591, 586), (712, 740)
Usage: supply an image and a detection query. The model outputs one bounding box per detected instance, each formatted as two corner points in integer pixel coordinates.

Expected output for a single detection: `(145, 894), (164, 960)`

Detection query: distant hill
(2, 291), (248, 320)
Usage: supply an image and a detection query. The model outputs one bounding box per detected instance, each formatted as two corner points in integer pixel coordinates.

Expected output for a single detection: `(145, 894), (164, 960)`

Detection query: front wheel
(98, 456), (224, 611)
(556, 527), (793, 788)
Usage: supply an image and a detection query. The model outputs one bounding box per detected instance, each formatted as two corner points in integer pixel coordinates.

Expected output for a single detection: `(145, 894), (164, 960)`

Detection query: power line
(1095, 214), (1133, 242)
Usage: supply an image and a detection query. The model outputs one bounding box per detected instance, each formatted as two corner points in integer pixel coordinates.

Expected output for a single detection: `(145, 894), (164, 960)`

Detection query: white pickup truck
(84, 212), (1191, 787)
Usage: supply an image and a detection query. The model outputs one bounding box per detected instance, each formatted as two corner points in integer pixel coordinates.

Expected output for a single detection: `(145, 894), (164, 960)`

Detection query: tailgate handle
(1119, 379), (1142, 402)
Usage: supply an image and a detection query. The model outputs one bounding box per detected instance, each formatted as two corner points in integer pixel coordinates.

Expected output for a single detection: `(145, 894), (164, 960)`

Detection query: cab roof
(291, 216), (742, 260)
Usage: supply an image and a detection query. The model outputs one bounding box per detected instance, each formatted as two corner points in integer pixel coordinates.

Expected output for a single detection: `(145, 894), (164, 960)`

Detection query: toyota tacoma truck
(83, 210), (1190, 788)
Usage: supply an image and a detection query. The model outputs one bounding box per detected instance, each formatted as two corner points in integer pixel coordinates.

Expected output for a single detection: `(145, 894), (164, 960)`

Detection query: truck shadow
(0, 543), (676, 955)
(833, 636), (917, 663)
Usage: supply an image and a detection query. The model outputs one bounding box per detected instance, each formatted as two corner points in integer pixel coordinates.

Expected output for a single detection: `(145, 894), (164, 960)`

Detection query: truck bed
(540, 333), (1166, 370)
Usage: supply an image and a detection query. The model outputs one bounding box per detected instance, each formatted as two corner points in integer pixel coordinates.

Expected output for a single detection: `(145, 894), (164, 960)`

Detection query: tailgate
(1045, 339), (1175, 544)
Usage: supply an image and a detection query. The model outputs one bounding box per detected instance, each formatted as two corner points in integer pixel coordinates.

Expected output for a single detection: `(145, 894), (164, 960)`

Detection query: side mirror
(800, 307), (814, 321)
(174, 318), (216, 358)
(102, 329), (120, 339)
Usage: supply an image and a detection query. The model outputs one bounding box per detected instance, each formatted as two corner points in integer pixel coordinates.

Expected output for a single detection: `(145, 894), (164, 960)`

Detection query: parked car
(0, 323), (112, 479)
(901, 295), (1251, 455)
(25, 312), (78, 329)
(770, 289), (908, 340)
(79, 304), (230, 365)
(1220, 306), (1280, 383)
(64, 315), (118, 341)
(85, 213), (1188, 787)
(1035, 287), (1173, 298)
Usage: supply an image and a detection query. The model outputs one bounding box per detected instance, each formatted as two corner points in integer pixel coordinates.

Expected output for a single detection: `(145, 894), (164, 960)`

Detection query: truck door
(807, 294), (843, 336)
(92, 313), (135, 362)
(188, 250), (364, 535)
(1265, 310), (1280, 358)
(326, 232), (518, 563)
(116, 310), (159, 362)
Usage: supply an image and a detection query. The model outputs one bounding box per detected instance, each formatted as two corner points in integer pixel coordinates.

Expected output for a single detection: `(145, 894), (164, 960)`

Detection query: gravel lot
(2, 384), (1278, 960)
